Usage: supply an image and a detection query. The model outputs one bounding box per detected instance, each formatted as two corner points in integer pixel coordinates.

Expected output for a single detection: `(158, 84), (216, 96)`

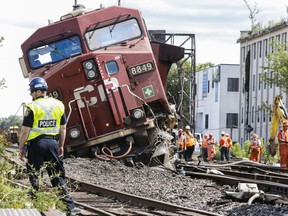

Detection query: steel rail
(182, 164), (288, 185)
(67, 176), (221, 216)
(185, 170), (288, 194)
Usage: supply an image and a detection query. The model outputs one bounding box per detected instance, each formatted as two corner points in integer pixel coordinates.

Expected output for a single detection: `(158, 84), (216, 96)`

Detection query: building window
(258, 41), (262, 58)
(202, 73), (208, 98)
(257, 106), (260, 122)
(252, 106), (254, 123)
(270, 72), (273, 88)
(227, 78), (239, 92)
(226, 113), (238, 128)
(269, 105), (272, 122)
(242, 47), (246, 62)
(241, 107), (244, 123)
(215, 82), (218, 102)
(264, 73), (267, 89)
(253, 43), (256, 59)
(282, 32), (287, 50)
(269, 37), (274, 53)
(253, 75), (255, 91)
(258, 74), (261, 90)
(264, 39), (268, 56)
(205, 114), (209, 129)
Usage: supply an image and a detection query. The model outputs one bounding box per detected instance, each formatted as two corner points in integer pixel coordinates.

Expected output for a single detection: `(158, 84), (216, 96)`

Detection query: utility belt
(32, 134), (59, 142)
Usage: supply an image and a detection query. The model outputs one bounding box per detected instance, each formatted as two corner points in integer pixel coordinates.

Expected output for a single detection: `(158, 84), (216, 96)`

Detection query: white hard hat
(221, 131), (225, 135)
(185, 125), (190, 130)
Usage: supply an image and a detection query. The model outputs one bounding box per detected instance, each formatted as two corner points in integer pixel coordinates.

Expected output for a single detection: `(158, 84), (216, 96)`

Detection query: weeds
(0, 141), (67, 213)
(230, 139), (280, 164)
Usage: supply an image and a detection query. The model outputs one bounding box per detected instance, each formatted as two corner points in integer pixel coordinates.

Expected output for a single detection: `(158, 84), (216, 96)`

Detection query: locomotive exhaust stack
(19, 4), (184, 170)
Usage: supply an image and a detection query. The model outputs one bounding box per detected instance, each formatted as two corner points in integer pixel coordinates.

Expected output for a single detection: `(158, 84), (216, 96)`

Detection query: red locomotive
(19, 4), (184, 169)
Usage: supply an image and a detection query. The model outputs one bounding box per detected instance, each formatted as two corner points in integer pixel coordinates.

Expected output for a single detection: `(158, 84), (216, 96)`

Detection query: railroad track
(6, 143), (288, 215)
(179, 160), (288, 198)
(67, 176), (221, 216)
(5, 144), (220, 216)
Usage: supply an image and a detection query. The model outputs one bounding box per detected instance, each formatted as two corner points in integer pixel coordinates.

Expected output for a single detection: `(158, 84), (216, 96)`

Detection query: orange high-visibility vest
(184, 132), (196, 147)
(202, 139), (208, 147)
(177, 135), (186, 149)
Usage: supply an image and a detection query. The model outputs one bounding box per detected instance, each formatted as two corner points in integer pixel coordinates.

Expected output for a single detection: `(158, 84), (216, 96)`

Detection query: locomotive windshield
(28, 35), (82, 68)
(85, 18), (141, 50)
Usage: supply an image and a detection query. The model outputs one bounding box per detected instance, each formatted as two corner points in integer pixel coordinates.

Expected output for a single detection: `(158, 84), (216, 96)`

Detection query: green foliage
(31, 189), (66, 213)
(230, 139), (280, 164)
(260, 138), (279, 164)
(0, 180), (29, 209)
(214, 144), (220, 160)
(0, 145), (29, 208)
(231, 141), (250, 158)
(196, 62), (215, 72)
(0, 146), (67, 213)
(166, 61), (215, 126)
(0, 115), (23, 131)
(261, 40), (288, 92)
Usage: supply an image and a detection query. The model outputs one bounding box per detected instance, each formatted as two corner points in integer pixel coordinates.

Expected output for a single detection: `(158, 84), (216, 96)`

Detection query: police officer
(18, 77), (80, 215)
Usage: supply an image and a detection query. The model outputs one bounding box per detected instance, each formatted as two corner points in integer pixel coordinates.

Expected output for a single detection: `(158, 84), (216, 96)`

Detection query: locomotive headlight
(69, 128), (80, 139)
(132, 109), (144, 119)
(84, 61), (93, 70)
(83, 60), (99, 80)
(87, 70), (96, 79)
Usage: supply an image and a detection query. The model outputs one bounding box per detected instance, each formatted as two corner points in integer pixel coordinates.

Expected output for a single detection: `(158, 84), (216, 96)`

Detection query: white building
(237, 22), (288, 145)
(195, 64), (240, 143)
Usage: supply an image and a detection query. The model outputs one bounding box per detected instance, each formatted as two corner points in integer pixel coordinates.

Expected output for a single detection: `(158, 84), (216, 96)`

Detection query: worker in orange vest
(248, 133), (262, 162)
(176, 129), (186, 160)
(200, 134), (208, 162)
(219, 131), (231, 161)
(184, 125), (197, 161)
(277, 120), (288, 168)
(207, 133), (216, 161)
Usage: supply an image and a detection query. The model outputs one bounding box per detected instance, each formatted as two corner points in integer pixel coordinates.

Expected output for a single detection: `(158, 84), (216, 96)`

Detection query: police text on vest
(38, 120), (56, 128)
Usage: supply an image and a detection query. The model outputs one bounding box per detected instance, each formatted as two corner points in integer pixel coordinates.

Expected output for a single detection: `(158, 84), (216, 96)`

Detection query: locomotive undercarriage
(66, 107), (178, 170)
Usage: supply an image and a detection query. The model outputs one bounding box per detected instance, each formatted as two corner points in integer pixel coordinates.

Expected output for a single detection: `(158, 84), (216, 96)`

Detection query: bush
(231, 141), (250, 158)
(231, 139), (280, 164)
(260, 138), (279, 164)
(0, 143), (67, 213)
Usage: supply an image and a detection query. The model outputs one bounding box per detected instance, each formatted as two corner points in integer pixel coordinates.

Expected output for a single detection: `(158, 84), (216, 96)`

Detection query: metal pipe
(248, 193), (260, 205)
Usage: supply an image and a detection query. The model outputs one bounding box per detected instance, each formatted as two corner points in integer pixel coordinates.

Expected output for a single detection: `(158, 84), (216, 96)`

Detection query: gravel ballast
(64, 157), (288, 216)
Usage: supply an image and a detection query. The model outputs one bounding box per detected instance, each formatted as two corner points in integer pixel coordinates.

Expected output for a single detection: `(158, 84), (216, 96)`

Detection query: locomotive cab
(19, 5), (184, 169)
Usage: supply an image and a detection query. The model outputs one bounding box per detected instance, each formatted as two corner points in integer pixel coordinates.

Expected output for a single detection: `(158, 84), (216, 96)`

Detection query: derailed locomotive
(19, 4), (184, 169)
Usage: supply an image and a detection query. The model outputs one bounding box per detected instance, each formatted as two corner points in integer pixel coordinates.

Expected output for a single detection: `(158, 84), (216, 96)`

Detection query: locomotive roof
(21, 5), (143, 51)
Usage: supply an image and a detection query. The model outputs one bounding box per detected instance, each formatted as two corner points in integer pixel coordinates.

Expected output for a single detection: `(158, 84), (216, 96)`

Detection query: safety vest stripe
(32, 100), (60, 133)
(34, 100), (56, 119)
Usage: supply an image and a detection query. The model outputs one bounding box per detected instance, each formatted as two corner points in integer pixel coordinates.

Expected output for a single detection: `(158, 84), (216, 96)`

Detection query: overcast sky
(0, 0), (287, 118)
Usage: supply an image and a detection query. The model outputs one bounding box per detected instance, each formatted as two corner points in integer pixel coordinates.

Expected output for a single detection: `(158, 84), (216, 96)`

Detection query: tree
(196, 62), (214, 72)
(243, 0), (261, 33)
(167, 61), (191, 126)
(0, 115), (23, 131)
(167, 61), (215, 127)
(261, 40), (288, 92)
